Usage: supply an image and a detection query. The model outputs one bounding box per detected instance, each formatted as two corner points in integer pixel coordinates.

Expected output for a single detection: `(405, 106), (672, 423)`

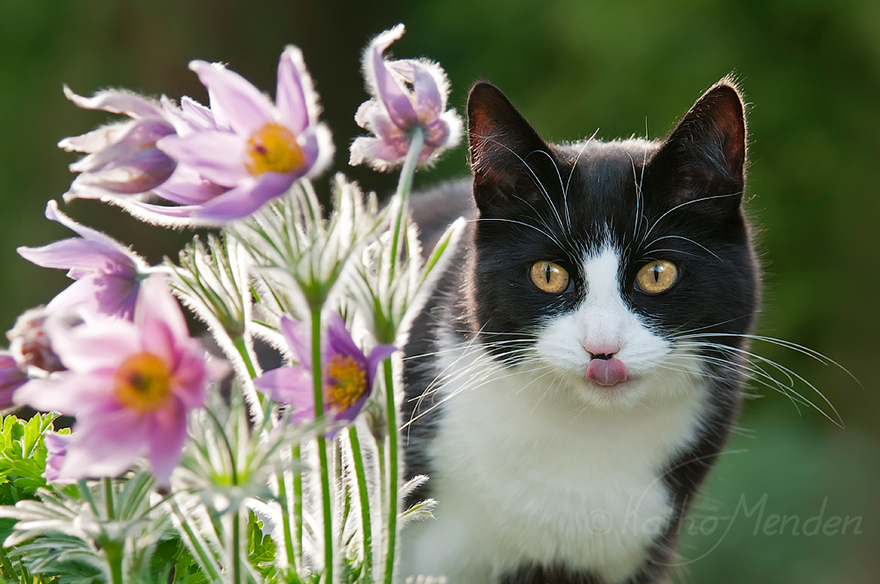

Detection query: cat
(398, 77), (760, 584)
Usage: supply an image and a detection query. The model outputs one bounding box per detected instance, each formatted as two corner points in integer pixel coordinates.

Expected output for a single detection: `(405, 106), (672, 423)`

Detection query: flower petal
(366, 344), (398, 384)
(18, 238), (133, 276)
(46, 274), (139, 320)
(280, 316), (311, 367)
(189, 60), (274, 135)
(146, 398), (188, 485)
(63, 85), (162, 119)
(324, 313), (365, 365)
(157, 131), (249, 187)
(189, 172), (294, 221)
(14, 372), (115, 415)
(255, 365), (313, 409)
(48, 317), (141, 374)
(276, 46), (310, 135)
(366, 24), (418, 130)
(58, 409), (149, 480)
(152, 164), (229, 205)
(135, 276), (190, 367)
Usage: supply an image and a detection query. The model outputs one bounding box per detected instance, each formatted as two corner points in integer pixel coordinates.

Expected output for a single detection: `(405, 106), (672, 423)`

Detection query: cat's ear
(650, 78), (746, 217)
(467, 82), (553, 214)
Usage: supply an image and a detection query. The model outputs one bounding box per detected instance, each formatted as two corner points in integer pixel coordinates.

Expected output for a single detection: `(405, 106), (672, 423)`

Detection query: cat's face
(466, 81), (760, 408)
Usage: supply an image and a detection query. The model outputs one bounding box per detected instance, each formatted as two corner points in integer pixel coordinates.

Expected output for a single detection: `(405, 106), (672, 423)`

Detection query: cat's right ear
(467, 82), (552, 214)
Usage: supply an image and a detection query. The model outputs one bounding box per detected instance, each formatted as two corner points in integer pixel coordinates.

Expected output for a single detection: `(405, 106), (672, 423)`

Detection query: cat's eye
(530, 261), (570, 294)
(635, 260), (678, 294)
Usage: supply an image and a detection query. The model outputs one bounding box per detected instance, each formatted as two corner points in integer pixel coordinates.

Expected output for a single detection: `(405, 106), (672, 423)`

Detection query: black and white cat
(399, 78), (760, 583)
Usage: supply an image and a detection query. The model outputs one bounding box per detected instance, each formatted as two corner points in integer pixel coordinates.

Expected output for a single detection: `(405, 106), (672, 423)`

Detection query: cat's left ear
(649, 77), (747, 217)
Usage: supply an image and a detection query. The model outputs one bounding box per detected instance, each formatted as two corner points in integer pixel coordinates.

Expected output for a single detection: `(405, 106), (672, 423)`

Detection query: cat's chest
(401, 345), (708, 583)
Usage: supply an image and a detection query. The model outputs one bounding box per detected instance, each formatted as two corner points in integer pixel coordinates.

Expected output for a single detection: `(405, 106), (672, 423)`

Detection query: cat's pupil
(544, 265), (552, 283)
(652, 266), (661, 282)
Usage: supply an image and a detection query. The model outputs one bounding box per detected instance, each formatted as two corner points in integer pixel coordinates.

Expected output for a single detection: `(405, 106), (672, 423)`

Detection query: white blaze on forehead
(577, 246), (629, 353)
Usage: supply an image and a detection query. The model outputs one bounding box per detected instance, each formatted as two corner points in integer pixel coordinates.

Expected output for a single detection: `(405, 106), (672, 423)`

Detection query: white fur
(399, 247), (710, 583)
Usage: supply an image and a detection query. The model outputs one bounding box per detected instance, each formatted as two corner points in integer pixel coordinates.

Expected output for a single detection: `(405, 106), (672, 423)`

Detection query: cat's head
(465, 78), (760, 408)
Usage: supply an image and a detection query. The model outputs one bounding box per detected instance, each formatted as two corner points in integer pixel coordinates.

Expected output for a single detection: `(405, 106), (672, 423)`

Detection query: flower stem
(103, 477), (115, 519)
(103, 478), (124, 584)
(348, 425), (373, 581)
(277, 469), (296, 569)
(388, 126), (425, 282)
(311, 307), (334, 581)
(382, 358), (399, 584)
(292, 444), (304, 570)
(234, 335), (258, 379)
(232, 508), (243, 584)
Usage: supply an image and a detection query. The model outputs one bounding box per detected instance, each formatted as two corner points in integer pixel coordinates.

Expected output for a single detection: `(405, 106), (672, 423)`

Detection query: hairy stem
(349, 425), (373, 580)
(388, 127), (425, 282)
(311, 307), (334, 581)
(382, 359), (399, 584)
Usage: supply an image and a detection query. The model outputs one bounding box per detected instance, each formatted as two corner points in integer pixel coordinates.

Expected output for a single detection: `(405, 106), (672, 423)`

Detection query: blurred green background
(0, 0), (877, 581)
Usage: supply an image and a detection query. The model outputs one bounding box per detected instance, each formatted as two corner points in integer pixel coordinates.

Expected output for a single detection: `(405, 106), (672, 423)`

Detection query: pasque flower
(17, 201), (149, 320)
(14, 277), (214, 484)
(0, 352), (27, 410)
(154, 46), (334, 221)
(349, 24), (463, 170)
(255, 313), (395, 436)
(42, 431), (70, 482)
(59, 87), (177, 201)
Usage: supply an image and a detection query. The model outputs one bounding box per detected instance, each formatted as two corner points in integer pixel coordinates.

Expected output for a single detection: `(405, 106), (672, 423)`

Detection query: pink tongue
(586, 358), (628, 387)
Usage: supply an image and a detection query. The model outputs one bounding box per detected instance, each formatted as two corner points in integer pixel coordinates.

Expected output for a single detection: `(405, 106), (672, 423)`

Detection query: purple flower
(14, 277), (214, 485)
(42, 431), (70, 483)
(17, 201), (148, 320)
(350, 24), (463, 171)
(255, 314), (396, 436)
(152, 46), (334, 222)
(59, 87), (177, 201)
(0, 352), (27, 410)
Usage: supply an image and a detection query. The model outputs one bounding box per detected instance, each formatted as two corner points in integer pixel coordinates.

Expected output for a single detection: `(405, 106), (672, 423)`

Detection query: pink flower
(151, 47), (334, 222)
(14, 277), (214, 484)
(255, 314), (396, 437)
(17, 201), (148, 320)
(350, 24), (463, 170)
(59, 87), (177, 201)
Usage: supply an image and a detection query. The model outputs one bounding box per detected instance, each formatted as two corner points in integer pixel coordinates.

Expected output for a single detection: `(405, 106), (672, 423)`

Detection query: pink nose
(585, 357), (628, 387)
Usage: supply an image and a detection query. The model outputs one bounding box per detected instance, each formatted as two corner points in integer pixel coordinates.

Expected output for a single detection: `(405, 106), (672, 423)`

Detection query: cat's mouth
(585, 357), (628, 387)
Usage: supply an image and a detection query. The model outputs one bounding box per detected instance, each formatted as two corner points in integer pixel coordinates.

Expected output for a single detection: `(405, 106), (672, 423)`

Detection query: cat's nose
(583, 344), (620, 360)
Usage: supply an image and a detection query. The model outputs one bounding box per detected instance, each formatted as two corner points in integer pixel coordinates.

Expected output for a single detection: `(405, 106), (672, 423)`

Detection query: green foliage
(0, 413), (61, 507)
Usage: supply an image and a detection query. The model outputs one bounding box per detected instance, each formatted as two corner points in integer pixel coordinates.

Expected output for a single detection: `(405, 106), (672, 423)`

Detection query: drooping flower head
(59, 87), (177, 201)
(153, 46), (334, 222)
(0, 352), (27, 410)
(255, 313), (396, 436)
(17, 201), (149, 320)
(14, 277), (218, 484)
(350, 24), (463, 171)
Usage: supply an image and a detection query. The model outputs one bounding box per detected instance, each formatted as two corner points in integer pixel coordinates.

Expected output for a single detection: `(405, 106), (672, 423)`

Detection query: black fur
(402, 78), (760, 583)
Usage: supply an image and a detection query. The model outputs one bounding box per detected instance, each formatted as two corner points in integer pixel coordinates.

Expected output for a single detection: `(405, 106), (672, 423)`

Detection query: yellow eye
(636, 260), (678, 294)
(530, 261), (570, 294)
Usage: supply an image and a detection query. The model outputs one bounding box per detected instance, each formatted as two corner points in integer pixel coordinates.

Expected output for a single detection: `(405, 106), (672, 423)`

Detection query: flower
(5, 307), (80, 373)
(42, 431), (70, 482)
(0, 352), (27, 409)
(17, 201), (149, 320)
(153, 46), (333, 222)
(255, 313), (396, 436)
(349, 24), (463, 170)
(59, 87), (177, 201)
(14, 277), (214, 484)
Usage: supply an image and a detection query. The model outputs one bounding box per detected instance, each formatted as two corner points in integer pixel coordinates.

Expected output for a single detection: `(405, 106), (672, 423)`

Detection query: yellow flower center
(244, 122), (305, 176)
(115, 352), (172, 412)
(324, 355), (367, 412)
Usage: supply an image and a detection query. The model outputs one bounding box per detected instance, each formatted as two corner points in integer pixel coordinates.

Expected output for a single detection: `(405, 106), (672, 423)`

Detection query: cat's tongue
(585, 358), (628, 387)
